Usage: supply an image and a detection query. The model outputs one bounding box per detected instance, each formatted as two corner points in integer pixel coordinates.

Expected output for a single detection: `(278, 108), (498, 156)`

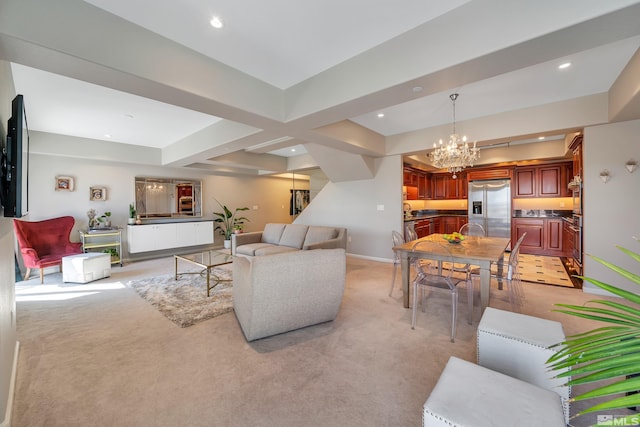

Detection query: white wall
(295, 155), (403, 261)
(583, 119), (640, 294)
(0, 59), (18, 427)
(26, 142), (309, 262)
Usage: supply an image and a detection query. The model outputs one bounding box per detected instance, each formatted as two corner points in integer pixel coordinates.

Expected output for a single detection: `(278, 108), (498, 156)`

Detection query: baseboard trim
(0, 341), (20, 427)
(347, 253), (392, 263)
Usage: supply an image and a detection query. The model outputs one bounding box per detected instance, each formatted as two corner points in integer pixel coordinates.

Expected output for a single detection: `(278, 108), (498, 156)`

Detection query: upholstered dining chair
(389, 230), (406, 297)
(13, 216), (83, 283)
(410, 239), (472, 342)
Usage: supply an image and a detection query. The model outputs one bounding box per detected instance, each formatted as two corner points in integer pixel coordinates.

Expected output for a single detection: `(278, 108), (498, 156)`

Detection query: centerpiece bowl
(443, 232), (465, 244)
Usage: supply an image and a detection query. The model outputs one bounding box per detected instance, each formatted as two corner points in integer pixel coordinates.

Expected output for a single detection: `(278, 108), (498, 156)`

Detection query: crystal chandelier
(429, 93), (480, 178)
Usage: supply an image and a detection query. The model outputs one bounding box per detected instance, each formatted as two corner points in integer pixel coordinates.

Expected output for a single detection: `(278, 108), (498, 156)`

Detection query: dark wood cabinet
(415, 219), (431, 238)
(514, 163), (570, 198)
(403, 168), (418, 186)
(418, 172), (430, 200)
(443, 217), (459, 234)
(562, 220), (574, 258)
(514, 168), (537, 197)
(431, 173), (467, 200)
(432, 175), (446, 199)
(512, 217), (563, 256)
(570, 134), (583, 179)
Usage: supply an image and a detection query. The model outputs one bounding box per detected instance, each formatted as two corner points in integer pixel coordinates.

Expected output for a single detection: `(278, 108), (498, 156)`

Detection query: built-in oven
(571, 214), (583, 275)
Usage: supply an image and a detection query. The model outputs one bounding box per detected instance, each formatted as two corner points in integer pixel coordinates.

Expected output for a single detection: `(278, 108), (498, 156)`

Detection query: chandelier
(429, 93), (480, 178)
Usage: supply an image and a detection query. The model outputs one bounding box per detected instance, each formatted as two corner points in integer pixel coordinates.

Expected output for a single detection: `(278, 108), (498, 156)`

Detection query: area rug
(126, 268), (233, 327)
(517, 254), (574, 288)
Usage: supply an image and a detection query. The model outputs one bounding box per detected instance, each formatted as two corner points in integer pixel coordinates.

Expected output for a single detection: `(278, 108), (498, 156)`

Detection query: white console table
(127, 221), (214, 253)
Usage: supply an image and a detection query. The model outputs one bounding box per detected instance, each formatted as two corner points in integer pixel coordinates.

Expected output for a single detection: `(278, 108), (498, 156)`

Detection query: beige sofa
(231, 223), (347, 256)
(232, 248), (346, 341)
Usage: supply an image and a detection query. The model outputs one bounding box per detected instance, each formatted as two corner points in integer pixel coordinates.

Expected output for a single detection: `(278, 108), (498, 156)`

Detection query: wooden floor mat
(516, 254), (574, 287)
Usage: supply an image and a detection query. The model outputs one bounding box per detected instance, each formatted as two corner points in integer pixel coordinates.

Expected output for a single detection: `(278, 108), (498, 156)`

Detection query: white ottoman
(423, 357), (566, 427)
(477, 307), (570, 422)
(62, 252), (111, 283)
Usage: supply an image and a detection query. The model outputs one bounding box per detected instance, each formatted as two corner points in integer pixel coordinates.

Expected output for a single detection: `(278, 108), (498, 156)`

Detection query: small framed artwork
(90, 186), (107, 201)
(55, 176), (75, 191)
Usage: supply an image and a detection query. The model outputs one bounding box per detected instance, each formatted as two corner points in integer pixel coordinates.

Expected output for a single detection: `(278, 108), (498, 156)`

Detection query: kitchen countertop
(404, 210), (467, 222)
(512, 209), (572, 218)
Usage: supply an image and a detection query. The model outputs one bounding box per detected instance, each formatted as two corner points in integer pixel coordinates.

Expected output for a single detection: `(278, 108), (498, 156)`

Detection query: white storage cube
(62, 252), (111, 283)
(477, 307), (570, 422)
(423, 357), (566, 427)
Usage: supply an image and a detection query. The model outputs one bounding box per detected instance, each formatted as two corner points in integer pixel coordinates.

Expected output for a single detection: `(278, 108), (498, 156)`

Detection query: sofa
(232, 248), (346, 341)
(231, 223), (347, 256)
(13, 216), (83, 283)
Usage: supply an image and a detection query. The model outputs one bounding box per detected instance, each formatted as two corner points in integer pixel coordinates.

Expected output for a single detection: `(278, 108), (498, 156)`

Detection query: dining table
(393, 233), (511, 311)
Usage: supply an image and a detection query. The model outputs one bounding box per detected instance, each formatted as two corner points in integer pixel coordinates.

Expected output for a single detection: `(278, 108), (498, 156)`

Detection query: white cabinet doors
(127, 221), (214, 253)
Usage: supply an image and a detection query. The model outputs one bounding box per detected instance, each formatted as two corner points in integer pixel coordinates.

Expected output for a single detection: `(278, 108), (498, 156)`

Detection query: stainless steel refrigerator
(468, 179), (511, 238)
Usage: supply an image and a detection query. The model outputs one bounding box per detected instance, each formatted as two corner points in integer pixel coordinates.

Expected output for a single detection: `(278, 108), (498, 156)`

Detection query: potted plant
(213, 199), (249, 249)
(104, 211), (112, 228)
(128, 204), (136, 225)
(547, 241), (640, 419)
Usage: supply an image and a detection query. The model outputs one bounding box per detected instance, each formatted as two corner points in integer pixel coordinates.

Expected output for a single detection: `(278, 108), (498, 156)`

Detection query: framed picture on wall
(90, 186), (107, 201)
(55, 176), (74, 191)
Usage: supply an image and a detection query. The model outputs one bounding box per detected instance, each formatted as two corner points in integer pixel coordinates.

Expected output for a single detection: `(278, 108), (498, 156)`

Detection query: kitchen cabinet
(514, 163), (570, 198)
(403, 167), (418, 186)
(128, 221), (214, 253)
(415, 219), (431, 238)
(431, 173), (466, 200)
(418, 172), (431, 199)
(512, 218), (563, 256)
(570, 134), (583, 179)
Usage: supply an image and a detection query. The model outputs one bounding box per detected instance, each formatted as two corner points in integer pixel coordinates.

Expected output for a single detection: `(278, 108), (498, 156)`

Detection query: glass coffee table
(174, 250), (234, 297)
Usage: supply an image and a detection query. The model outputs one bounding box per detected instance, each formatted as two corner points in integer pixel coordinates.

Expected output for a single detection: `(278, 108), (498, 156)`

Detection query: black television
(2, 94), (29, 218)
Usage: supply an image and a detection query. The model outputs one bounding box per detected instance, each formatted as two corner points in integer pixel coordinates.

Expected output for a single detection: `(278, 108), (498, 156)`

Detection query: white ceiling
(4, 0), (640, 170)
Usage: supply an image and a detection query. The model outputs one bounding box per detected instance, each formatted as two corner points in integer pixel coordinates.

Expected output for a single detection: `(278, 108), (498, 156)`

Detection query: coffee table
(174, 250), (234, 296)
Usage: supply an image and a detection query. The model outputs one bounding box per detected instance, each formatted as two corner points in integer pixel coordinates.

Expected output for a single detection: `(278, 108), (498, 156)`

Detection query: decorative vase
(223, 239), (231, 249)
(135, 215), (142, 225)
(105, 220), (111, 228)
(128, 218), (135, 225)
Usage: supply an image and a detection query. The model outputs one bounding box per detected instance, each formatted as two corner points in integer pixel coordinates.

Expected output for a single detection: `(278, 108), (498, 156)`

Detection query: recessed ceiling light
(290, 148), (296, 152)
(210, 16), (223, 29)
(412, 86), (423, 93)
(104, 134), (112, 138)
(538, 136), (545, 140)
(377, 113), (385, 118)
(558, 62), (571, 70)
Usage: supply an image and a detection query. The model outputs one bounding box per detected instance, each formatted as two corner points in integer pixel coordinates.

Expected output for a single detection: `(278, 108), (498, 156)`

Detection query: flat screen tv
(2, 94), (29, 218)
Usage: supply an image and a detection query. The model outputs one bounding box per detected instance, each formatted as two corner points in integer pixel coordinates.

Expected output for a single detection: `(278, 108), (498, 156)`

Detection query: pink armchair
(13, 216), (83, 283)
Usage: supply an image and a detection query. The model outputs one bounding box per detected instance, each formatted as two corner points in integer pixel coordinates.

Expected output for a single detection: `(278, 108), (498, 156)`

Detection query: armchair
(13, 216), (83, 283)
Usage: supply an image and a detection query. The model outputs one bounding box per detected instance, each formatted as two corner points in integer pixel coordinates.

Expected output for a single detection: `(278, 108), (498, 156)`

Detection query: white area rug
(126, 267), (233, 327)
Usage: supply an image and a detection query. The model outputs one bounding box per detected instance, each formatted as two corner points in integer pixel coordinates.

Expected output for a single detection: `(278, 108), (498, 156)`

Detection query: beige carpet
(517, 254), (575, 288)
(12, 256), (632, 426)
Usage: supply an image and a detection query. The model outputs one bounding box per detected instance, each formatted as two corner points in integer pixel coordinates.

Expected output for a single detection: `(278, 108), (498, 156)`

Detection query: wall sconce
(599, 170), (611, 183)
(626, 160), (637, 174)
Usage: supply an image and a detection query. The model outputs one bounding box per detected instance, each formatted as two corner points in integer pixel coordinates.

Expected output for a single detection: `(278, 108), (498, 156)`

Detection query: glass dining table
(393, 233), (511, 311)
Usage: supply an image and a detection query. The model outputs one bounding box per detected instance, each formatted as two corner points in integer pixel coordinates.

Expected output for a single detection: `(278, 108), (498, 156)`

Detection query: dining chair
(471, 232), (527, 312)
(404, 225), (418, 242)
(410, 239), (473, 342)
(389, 230), (405, 297)
(450, 222), (486, 281)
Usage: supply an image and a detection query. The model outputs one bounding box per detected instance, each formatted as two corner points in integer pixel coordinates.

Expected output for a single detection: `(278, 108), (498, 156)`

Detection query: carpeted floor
(12, 255), (632, 426)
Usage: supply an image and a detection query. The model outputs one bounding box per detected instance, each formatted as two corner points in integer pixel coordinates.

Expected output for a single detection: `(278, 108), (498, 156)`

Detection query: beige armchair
(232, 248), (346, 341)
